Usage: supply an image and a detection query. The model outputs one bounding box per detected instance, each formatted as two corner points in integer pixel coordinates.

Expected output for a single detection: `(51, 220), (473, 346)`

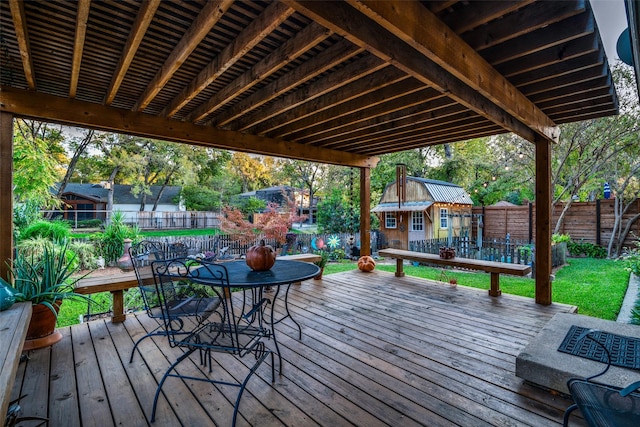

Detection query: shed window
(411, 211), (424, 231)
(440, 208), (448, 229)
(385, 212), (397, 229)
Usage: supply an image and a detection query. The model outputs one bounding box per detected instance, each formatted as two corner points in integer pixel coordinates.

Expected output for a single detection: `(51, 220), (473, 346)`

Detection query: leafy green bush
(552, 233), (571, 243)
(19, 220), (71, 242)
(622, 241), (640, 276)
(567, 240), (607, 258)
(69, 241), (99, 270)
(89, 211), (139, 264)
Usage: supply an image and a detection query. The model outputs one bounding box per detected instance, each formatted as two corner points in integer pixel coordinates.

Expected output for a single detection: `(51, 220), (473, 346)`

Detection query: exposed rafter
(168, 1), (295, 120)
(346, 0), (559, 143)
(7, 0), (35, 89)
(133, 0), (233, 112)
(69, 0), (90, 99)
(105, 0), (160, 105)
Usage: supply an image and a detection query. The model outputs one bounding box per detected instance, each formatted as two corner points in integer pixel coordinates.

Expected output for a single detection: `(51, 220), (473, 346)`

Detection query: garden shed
(373, 177), (473, 249)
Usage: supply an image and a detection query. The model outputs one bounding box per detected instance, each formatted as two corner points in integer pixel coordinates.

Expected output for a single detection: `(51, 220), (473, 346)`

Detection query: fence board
(472, 198), (640, 249)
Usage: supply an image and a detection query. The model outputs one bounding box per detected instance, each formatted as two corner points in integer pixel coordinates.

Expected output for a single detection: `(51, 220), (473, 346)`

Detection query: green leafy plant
(622, 241), (640, 276)
(90, 211), (139, 264)
(552, 233), (571, 244)
(3, 241), (89, 316)
(19, 220), (71, 242)
(567, 240), (607, 258)
(314, 250), (329, 269)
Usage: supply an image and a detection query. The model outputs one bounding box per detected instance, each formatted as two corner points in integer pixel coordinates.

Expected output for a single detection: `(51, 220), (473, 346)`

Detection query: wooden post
(0, 112), (14, 282)
(360, 167), (371, 256)
(535, 139), (552, 305)
(596, 199), (601, 246)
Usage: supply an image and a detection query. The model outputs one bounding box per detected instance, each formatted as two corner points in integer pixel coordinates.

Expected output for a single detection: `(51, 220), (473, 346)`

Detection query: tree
(228, 152), (279, 193)
(280, 160), (326, 224)
(12, 119), (64, 210)
(219, 201), (305, 244)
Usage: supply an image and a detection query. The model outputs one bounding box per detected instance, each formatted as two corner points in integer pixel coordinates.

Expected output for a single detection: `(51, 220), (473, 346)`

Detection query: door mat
(558, 325), (640, 370)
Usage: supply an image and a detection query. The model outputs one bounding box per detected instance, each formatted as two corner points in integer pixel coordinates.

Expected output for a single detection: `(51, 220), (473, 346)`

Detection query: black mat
(558, 325), (640, 370)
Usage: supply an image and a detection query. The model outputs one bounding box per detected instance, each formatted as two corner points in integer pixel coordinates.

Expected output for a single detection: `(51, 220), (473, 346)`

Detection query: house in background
(236, 185), (319, 222)
(372, 177), (473, 250)
(54, 183), (184, 223)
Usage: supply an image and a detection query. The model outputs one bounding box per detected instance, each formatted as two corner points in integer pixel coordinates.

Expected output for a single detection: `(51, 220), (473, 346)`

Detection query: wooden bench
(75, 270), (154, 323)
(1, 302), (32, 419)
(378, 248), (532, 297)
(74, 254), (321, 323)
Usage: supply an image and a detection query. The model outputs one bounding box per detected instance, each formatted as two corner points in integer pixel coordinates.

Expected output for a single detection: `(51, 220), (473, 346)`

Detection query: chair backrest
(129, 240), (167, 316)
(151, 259), (268, 355)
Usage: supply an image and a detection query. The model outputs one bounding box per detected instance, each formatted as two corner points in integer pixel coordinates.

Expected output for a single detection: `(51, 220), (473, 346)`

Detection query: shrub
(19, 220), (71, 242)
(68, 241), (99, 270)
(622, 241), (640, 276)
(89, 211), (139, 264)
(567, 240), (607, 258)
(552, 233), (571, 244)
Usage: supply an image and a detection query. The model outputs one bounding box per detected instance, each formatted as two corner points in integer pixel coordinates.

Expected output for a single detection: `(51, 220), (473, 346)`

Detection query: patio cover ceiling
(0, 0), (619, 168)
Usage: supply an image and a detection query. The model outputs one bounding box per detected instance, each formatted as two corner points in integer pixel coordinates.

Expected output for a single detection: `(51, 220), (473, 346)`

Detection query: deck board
(12, 270), (585, 426)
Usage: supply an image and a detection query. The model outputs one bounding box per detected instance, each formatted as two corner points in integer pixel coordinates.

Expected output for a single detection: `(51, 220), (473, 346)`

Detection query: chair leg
(129, 323), (166, 363)
(231, 349), (272, 427)
(563, 403), (577, 427)
(150, 349), (195, 422)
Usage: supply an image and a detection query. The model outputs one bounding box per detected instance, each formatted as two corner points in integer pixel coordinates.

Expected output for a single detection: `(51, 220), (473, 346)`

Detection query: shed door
(408, 211), (425, 242)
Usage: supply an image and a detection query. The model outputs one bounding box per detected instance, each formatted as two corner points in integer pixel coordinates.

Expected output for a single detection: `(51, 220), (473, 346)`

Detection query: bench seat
(378, 248), (531, 296)
(1, 302), (32, 419)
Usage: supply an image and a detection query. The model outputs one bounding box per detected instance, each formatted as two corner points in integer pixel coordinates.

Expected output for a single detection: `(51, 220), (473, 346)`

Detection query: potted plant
(313, 250), (329, 280)
(2, 240), (90, 350)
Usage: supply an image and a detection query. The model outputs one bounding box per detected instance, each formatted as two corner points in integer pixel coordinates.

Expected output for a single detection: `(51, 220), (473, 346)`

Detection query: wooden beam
(69, 0), (90, 98)
(347, 0), (559, 143)
(273, 75), (422, 140)
(286, 84), (433, 142)
(8, 0), (36, 89)
(211, 39), (363, 127)
(242, 54), (389, 134)
(441, 0), (535, 35)
(360, 167), (371, 257)
(535, 138), (553, 305)
(0, 86), (378, 169)
(176, 21), (330, 121)
(133, 0), (233, 112)
(105, 0), (161, 105)
(171, 2), (295, 120)
(283, 1), (549, 145)
(0, 112), (14, 282)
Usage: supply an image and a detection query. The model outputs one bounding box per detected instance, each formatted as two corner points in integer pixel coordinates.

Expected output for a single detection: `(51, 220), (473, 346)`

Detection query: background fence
(472, 198), (640, 248)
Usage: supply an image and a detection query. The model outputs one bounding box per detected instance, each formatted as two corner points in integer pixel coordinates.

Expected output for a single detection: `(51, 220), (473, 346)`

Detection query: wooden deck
(11, 270), (584, 426)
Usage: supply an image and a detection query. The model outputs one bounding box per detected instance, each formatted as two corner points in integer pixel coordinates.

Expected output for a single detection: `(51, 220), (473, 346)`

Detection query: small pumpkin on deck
(357, 256), (376, 272)
(245, 240), (276, 271)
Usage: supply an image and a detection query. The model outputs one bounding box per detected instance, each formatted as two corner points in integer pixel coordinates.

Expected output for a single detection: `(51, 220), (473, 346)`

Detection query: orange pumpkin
(357, 256), (376, 272)
(245, 240), (276, 271)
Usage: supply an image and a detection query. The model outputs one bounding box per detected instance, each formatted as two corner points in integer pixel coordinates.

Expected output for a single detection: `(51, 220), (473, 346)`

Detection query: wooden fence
(472, 198), (640, 248)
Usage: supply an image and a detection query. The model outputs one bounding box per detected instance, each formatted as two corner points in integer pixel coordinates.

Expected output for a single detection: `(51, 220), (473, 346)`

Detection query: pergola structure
(0, 0), (619, 305)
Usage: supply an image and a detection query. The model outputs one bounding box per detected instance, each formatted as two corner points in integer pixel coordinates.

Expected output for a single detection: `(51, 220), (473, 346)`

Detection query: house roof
(0, 0), (618, 168)
(373, 177), (473, 212)
(410, 177), (474, 205)
(58, 183), (181, 206)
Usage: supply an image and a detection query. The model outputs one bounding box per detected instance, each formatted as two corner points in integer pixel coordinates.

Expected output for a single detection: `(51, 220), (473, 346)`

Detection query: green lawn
(324, 257), (630, 320)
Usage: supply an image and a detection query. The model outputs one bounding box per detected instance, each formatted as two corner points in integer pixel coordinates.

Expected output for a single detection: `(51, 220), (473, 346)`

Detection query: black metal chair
(150, 258), (275, 426)
(128, 240), (221, 363)
(563, 329), (640, 427)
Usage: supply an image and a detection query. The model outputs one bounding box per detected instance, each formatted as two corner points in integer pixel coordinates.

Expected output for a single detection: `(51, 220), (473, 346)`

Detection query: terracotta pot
(23, 301), (63, 351)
